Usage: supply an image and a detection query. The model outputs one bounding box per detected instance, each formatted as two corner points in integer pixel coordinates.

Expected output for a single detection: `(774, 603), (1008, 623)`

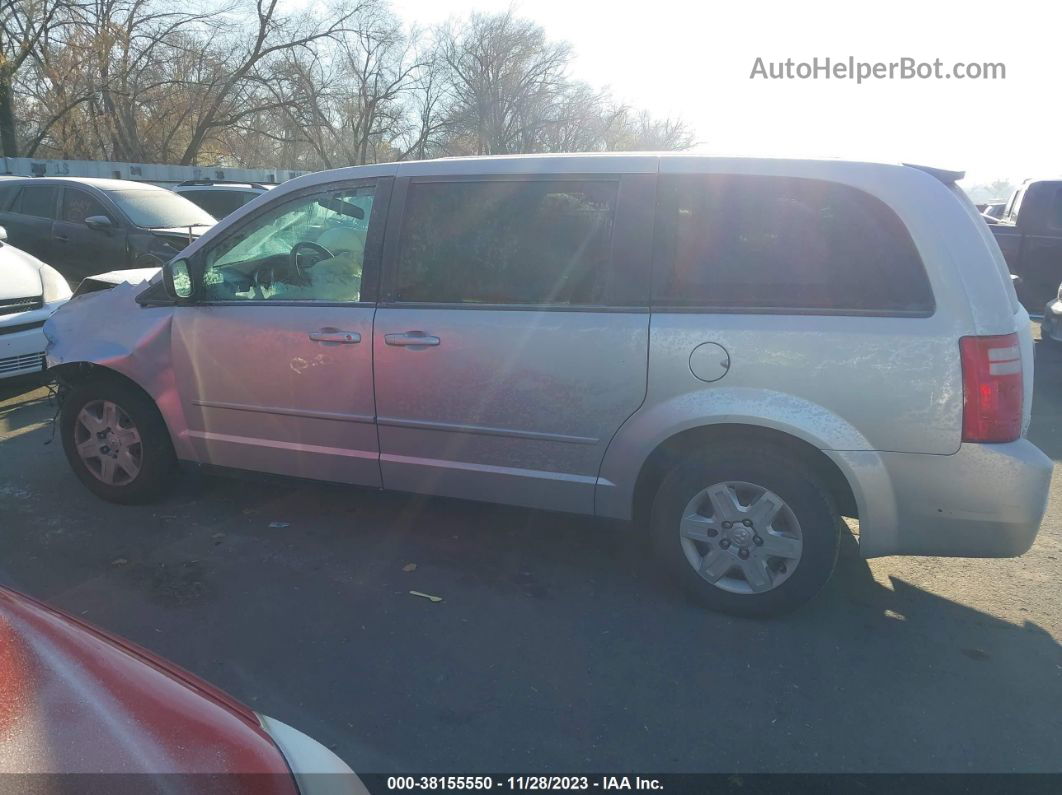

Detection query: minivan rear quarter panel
(597, 158), (981, 521)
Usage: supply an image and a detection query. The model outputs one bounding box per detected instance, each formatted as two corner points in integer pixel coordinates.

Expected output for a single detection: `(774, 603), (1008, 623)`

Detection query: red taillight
(960, 333), (1023, 443)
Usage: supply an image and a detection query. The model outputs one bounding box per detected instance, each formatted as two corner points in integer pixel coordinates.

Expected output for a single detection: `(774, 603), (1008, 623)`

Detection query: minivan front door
(170, 178), (388, 485)
(373, 174), (654, 514)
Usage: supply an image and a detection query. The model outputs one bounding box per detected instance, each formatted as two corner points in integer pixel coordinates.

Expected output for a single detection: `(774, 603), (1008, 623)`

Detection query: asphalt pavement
(0, 327), (1059, 774)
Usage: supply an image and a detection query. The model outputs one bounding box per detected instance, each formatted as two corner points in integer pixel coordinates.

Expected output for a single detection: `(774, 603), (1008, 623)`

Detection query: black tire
(60, 376), (176, 504)
(651, 443), (840, 618)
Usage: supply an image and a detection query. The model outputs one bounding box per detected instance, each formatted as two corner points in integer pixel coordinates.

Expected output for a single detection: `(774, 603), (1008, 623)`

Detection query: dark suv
(0, 177), (216, 286)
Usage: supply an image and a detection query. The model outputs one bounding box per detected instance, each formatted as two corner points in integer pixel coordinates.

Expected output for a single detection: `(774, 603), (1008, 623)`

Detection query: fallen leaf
(402, 563), (417, 572)
(409, 590), (442, 603)
(268, 521), (290, 529)
(111, 557), (128, 566)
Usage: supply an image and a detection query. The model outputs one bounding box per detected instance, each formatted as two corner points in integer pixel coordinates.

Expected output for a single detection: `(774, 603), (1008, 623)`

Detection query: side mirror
(163, 258), (194, 301)
(85, 215), (114, 232)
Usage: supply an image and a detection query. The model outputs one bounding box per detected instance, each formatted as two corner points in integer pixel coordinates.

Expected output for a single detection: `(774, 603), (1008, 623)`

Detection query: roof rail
(903, 163), (965, 184)
(176, 178), (268, 190)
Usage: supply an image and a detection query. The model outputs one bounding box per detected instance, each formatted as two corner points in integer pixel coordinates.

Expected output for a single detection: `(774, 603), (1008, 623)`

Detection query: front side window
(652, 174), (934, 314)
(201, 184), (375, 302)
(17, 186), (58, 219)
(394, 179), (617, 305)
(61, 189), (109, 224)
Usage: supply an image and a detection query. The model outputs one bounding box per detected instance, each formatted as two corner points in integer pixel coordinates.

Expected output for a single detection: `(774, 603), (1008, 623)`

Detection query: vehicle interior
(201, 188), (372, 302)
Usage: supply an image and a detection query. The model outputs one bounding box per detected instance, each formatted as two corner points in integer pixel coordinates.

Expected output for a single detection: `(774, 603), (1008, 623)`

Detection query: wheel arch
(618, 423), (860, 530)
(51, 361), (191, 461)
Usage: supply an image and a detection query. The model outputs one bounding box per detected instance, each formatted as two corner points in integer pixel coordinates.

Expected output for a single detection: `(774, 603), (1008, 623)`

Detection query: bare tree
(176, 0), (363, 164)
(602, 107), (695, 152)
(0, 0), (72, 155)
(11, 1), (695, 167)
(439, 9), (571, 155)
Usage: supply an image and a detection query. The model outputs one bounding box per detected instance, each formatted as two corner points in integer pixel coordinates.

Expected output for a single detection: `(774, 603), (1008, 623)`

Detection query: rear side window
(15, 186), (58, 219)
(653, 174), (934, 314)
(394, 179), (617, 306)
(181, 189), (254, 219)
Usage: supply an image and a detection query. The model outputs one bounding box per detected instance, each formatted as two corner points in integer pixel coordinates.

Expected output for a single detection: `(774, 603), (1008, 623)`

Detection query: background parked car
(990, 178), (1062, 308)
(980, 200), (1007, 222)
(0, 227), (71, 380)
(0, 585), (365, 792)
(0, 177), (216, 288)
(173, 178), (273, 218)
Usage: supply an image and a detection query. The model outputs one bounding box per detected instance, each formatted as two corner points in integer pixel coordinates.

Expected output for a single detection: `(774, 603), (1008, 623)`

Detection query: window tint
(394, 180), (617, 305)
(0, 183), (18, 210)
(61, 189), (108, 224)
(16, 186), (58, 219)
(182, 189), (254, 219)
(653, 174), (934, 313)
(202, 184), (375, 302)
(1050, 188), (1062, 230)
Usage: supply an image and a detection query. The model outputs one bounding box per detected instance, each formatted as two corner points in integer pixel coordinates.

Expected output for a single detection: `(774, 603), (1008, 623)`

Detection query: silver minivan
(45, 154), (1053, 616)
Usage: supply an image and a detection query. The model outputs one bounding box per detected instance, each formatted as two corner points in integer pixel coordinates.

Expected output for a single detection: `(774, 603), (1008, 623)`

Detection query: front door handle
(384, 331), (441, 347)
(308, 328), (361, 344)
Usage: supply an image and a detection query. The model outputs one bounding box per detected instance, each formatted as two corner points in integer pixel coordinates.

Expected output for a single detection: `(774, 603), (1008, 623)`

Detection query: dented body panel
(46, 281), (196, 461)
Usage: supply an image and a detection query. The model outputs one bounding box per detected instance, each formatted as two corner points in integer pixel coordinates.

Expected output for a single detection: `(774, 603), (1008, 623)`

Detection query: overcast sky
(390, 0), (1059, 188)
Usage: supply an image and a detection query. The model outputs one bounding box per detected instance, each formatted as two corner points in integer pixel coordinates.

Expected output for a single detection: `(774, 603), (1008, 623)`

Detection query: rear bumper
(830, 440), (1053, 558)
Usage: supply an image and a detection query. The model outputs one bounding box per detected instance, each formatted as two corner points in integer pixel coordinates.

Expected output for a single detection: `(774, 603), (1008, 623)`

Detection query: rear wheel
(651, 444), (840, 617)
(60, 377), (176, 504)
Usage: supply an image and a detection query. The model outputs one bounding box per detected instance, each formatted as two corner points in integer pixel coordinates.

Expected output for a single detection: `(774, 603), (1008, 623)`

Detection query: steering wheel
(289, 241), (334, 279)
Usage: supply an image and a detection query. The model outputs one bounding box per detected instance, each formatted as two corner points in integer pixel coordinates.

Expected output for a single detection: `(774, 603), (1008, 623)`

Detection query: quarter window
(201, 184), (375, 302)
(394, 179), (617, 306)
(652, 174), (934, 313)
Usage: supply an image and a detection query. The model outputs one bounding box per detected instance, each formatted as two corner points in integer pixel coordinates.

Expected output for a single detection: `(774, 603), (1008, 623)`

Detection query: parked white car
(0, 227), (71, 380)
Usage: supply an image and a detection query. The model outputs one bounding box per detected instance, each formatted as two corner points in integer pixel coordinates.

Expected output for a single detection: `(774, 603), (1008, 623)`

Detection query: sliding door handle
(384, 331), (440, 347)
(309, 329), (361, 344)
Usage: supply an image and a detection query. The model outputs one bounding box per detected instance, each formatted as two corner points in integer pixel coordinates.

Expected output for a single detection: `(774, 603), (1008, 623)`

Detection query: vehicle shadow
(142, 475), (1062, 772)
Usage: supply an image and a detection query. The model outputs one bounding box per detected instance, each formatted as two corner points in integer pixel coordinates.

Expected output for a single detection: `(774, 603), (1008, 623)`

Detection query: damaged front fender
(45, 282), (194, 461)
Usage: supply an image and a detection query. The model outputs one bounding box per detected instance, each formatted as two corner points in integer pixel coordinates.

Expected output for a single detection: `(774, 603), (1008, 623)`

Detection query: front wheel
(651, 444), (841, 617)
(60, 377), (176, 504)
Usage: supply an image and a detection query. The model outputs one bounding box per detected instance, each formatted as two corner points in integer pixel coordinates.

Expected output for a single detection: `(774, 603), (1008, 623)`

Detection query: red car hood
(0, 587), (294, 786)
